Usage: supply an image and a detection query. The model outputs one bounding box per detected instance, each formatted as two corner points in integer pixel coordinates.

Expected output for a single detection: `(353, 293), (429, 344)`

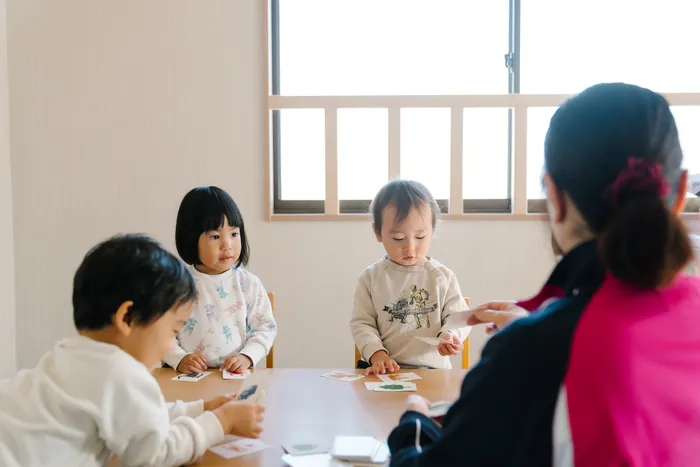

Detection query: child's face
(122, 301), (194, 371)
(376, 203), (433, 267)
(196, 220), (241, 275)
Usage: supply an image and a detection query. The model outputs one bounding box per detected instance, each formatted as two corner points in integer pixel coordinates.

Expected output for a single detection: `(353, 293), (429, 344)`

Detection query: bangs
(198, 191), (244, 234)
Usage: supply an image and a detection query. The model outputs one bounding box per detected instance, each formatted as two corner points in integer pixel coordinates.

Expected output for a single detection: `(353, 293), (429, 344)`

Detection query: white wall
(7, 1), (556, 370)
(0, 0), (15, 377)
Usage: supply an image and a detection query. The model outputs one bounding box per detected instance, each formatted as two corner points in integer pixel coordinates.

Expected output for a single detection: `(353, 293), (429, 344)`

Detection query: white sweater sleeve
(350, 272), (386, 361)
(439, 271), (471, 342)
(101, 370), (224, 467)
(239, 276), (277, 366)
(162, 339), (188, 371)
(167, 400), (204, 420)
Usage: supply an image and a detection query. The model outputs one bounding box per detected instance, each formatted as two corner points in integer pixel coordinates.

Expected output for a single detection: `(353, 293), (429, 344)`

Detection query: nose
(404, 239), (416, 253)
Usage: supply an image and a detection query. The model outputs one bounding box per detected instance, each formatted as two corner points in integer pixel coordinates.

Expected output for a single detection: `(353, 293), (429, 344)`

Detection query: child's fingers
(192, 355), (207, 371)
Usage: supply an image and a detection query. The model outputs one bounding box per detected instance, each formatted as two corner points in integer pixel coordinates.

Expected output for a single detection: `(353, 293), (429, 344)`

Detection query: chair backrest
(266, 292), (275, 368)
(462, 297), (470, 369)
(354, 297), (472, 369)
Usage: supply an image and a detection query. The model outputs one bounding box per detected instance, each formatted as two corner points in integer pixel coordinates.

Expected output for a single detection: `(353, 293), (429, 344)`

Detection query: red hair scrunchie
(603, 158), (670, 209)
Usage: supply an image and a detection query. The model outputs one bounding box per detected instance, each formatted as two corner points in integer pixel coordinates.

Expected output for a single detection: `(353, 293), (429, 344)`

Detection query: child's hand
(467, 301), (528, 333)
(437, 332), (463, 356)
(213, 400), (265, 439)
(177, 354), (208, 374)
(366, 351), (400, 376)
(220, 354), (253, 373)
(203, 394), (236, 412)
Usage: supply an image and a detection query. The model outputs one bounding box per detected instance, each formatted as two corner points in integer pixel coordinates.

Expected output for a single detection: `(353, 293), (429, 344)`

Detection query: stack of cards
(321, 371), (365, 383)
(171, 371), (211, 382)
(364, 381), (416, 392)
(223, 369), (250, 380)
(209, 435), (270, 460)
(331, 436), (389, 465)
(281, 453), (347, 467)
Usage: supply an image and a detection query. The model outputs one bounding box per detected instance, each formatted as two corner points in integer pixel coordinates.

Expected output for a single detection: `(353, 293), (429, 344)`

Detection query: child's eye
(210, 235), (220, 240)
(392, 237), (404, 242)
(416, 236), (426, 240)
(232, 232), (239, 238)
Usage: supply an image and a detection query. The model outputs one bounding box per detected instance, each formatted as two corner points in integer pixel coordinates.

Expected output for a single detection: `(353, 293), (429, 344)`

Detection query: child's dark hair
(545, 82), (691, 288)
(175, 186), (250, 267)
(73, 234), (197, 330)
(370, 180), (439, 235)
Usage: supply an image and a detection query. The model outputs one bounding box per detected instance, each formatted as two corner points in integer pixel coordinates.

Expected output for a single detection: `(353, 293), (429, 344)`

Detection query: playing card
(236, 371), (270, 403)
(378, 372), (422, 383)
(441, 309), (476, 332)
(209, 436), (270, 459)
(281, 453), (349, 467)
(171, 371), (211, 382)
(365, 381), (417, 392)
(282, 442), (329, 456)
(414, 336), (447, 346)
(428, 400), (453, 417)
(321, 371), (365, 382)
(223, 369), (250, 380)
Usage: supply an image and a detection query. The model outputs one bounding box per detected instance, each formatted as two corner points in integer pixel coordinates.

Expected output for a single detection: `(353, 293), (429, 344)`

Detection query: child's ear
(113, 301), (135, 337)
(372, 223), (382, 242)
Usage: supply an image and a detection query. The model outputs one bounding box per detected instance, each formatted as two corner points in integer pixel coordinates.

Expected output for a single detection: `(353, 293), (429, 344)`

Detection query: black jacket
(387, 241), (605, 466)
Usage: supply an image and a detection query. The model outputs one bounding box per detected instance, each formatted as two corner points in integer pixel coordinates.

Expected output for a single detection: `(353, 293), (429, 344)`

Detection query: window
(269, 0), (700, 217)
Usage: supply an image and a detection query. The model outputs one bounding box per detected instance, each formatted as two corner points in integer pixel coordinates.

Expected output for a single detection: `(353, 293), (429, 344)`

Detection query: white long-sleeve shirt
(0, 336), (224, 467)
(350, 257), (471, 369)
(163, 266), (277, 370)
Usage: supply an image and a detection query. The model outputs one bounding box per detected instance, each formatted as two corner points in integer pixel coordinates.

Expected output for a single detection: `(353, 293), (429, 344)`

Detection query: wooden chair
(354, 297), (471, 369)
(266, 291), (275, 368)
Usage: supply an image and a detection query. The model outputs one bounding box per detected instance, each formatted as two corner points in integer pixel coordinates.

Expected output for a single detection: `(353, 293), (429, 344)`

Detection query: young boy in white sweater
(0, 234), (264, 467)
(351, 180), (471, 376)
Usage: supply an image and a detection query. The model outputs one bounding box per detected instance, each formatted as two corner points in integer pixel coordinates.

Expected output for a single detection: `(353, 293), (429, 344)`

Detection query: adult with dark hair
(386, 83), (700, 466)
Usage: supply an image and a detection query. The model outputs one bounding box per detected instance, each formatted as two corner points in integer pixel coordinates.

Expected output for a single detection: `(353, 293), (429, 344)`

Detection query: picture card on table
(321, 371), (365, 383)
(282, 441), (330, 456)
(223, 369), (251, 380)
(171, 371), (211, 382)
(209, 436), (270, 460)
(364, 381), (417, 392)
(378, 372), (422, 383)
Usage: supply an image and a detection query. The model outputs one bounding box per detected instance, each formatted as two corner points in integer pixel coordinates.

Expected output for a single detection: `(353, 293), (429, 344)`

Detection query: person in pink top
(386, 83), (700, 467)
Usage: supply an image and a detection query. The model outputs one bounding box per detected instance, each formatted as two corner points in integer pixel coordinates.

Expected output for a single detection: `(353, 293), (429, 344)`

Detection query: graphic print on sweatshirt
(382, 285), (438, 329)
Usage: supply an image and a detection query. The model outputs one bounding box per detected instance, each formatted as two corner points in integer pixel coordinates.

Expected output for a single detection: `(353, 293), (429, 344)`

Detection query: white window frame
(264, 0), (700, 221)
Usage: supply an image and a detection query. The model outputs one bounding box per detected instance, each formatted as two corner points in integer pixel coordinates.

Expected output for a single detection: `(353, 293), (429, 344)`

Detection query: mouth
(403, 256), (415, 262)
(220, 256), (234, 261)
